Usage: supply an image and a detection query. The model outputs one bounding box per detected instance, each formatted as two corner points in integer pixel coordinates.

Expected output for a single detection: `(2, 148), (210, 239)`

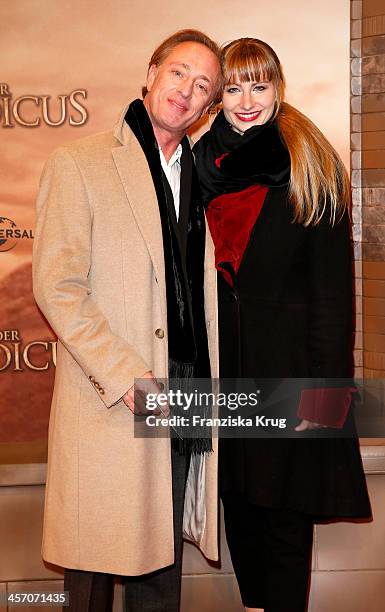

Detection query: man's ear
(146, 64), (158, 92)
(201, 100), (214, 117)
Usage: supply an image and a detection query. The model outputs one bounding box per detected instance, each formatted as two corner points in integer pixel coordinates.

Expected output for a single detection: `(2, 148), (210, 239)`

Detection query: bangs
(223, 40), (280, 86)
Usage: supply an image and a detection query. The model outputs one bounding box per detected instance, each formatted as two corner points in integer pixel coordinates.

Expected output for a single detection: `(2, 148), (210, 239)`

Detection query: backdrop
(0, 0), (350, 463)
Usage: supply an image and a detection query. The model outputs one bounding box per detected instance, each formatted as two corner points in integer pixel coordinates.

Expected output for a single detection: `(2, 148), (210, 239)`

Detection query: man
(33, 30), (222, 612)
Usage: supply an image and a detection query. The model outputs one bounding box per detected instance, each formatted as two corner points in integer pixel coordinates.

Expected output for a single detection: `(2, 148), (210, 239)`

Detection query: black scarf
(193, 110), (291, 206)
(125, 99), (211, 454)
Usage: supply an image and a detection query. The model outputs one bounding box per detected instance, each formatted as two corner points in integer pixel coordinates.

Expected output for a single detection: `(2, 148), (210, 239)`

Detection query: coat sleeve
(297, 207), (355, 427)
(33, 147), (150, 408)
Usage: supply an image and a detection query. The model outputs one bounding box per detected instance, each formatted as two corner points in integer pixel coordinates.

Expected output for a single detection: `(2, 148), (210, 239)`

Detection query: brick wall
(351, 0), (385, 403)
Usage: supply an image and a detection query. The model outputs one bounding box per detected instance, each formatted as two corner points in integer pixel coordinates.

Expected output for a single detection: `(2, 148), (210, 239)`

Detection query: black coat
(194, 116), (371, 519)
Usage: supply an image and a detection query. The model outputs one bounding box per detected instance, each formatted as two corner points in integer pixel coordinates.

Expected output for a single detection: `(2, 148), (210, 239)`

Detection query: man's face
(144, 41), (220, 136)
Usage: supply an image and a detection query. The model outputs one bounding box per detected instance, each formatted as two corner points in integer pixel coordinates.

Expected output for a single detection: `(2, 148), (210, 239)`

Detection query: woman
(194, 38), (371, 612)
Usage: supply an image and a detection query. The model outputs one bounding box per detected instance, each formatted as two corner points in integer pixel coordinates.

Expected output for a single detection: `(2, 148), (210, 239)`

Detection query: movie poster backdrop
(0, 0), (350, 463)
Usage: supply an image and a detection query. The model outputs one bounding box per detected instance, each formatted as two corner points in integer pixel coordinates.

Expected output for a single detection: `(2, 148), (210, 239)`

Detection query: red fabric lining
(215, 152), (229, 168)
(206, 184), (268, 286)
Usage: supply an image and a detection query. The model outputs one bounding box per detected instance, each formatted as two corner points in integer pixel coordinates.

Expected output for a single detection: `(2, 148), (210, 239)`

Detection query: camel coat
(33, 104), (219, 575)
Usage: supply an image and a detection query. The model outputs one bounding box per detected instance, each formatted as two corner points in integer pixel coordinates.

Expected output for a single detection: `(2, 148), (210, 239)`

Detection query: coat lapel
(112, 129), (166, 299)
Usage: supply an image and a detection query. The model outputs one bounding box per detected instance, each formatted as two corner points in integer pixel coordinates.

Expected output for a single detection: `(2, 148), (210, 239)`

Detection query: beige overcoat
(33, 104), (219, 575)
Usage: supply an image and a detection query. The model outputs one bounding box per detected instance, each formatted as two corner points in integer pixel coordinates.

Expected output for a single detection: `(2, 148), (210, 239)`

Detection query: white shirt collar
(159, 143), (182, 167)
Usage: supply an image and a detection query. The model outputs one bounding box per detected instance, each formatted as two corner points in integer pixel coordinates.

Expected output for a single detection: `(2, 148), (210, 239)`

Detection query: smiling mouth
(168, 98), (188, 112)
(235, 111), (261, 122)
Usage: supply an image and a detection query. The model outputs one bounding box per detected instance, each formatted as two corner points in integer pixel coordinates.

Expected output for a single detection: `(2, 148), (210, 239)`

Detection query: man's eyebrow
(169, 62), (211, 82)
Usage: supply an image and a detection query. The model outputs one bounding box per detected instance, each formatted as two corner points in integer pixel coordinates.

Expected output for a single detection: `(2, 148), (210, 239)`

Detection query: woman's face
(222, 80), (276, 134)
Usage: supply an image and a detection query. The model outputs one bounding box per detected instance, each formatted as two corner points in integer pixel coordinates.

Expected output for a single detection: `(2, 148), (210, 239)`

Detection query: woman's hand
(295, 419), (328, 432)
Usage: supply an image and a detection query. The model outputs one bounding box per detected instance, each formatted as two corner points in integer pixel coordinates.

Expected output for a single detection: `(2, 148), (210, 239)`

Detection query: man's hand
(123, 371), (169, 416)
(295, 419), (328, 432)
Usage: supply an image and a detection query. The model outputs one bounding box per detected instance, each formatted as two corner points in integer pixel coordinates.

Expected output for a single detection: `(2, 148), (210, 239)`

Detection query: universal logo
(0, 217), (34, 252)
(0, 83), (88, 127)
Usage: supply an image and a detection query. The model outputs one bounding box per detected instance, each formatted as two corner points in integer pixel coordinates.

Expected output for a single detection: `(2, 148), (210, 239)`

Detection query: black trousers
(64, 449), (190, 612)
(222, 493), (314, 612)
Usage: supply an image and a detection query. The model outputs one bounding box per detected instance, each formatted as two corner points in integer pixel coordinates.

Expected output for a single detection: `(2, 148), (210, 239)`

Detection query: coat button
(89, 375), (95, 383)
(229, 293), (238, 302)
(155, 328), (164, 339)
